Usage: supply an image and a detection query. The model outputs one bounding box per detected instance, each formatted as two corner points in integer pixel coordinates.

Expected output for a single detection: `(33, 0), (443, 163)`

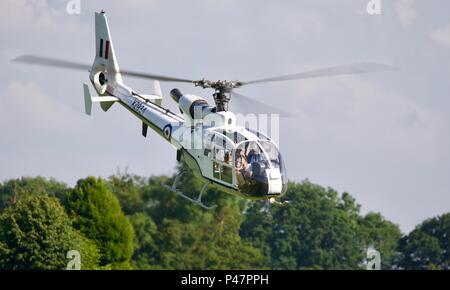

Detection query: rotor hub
(193, 79), (243, 112)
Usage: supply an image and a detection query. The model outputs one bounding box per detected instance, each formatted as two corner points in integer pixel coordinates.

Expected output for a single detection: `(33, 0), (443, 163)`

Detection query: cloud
(290, 76), (445, 165)
(282, 75), (449, 232)
(395, 0), (417, 27)
(430, 24), (450, 48)
(0, 81), (88, 133)
(0, 0), (57, 32)
(0, 0), (88, 42)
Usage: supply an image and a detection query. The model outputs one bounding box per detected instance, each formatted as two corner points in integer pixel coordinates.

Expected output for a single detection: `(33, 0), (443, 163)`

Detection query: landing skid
(162, 172), (217, 210)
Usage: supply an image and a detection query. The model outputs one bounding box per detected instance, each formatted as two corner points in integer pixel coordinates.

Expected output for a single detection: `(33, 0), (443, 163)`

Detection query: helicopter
(13, 11), (394, 209)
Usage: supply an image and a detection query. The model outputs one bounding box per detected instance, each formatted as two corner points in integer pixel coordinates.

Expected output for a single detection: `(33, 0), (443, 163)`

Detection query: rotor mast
(193, 79), (242, 112)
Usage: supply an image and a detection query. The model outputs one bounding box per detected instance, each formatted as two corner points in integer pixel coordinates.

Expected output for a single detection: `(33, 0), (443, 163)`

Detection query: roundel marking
(163, 124), (172, 141)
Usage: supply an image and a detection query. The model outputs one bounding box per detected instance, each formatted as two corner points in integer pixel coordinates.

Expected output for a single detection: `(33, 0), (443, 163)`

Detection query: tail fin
(153, 80), (162, 99)
(90, 11), (123, 102)
(89, 11), (122, 112)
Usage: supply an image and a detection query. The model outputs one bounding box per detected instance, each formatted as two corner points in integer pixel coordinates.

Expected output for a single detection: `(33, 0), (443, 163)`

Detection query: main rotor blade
(119, 70), (192, 83)
(231, 91), (295, 117)
(12, 55), (91, 71)
(242, 62), (396, 86)
(12, 55), (194, 83)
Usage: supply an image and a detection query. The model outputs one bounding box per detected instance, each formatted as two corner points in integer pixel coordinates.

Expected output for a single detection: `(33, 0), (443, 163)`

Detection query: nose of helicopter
(236, 152), (287, 199)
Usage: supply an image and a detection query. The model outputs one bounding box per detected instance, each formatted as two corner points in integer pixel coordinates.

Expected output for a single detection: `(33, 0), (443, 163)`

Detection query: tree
(0, 193), (99, 269)
(241, 181), (378, 269)
(121, 167), (265, 269)
(4, 172), (448, 270)
(397, 213), (450, 270)
(128, 212), (159, 269)
(108, 173), (144, 215)
(0, 177), (68, 210)
(144, 164), (211, 224)
(358, 212), (402, 269)
(66, 177), (134, 268)
(146, 204), (265, 269)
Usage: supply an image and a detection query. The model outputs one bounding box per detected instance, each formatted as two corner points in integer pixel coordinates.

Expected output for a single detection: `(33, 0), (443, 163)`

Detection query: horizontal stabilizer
(83, 83), (118, 115)
(91, 96), (120, 102)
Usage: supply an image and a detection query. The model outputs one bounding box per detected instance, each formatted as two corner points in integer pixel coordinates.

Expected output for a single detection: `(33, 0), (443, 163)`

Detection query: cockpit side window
(203, 132), (215, 158)
(233, 141), (270, 196)
(213, 135), (233, 162)
(260, 141), (281, 168)
(209, 133), (234, 184)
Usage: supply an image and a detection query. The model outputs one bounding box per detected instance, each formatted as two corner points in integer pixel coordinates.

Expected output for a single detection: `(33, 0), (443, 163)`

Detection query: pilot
(247, 149), (261, 164)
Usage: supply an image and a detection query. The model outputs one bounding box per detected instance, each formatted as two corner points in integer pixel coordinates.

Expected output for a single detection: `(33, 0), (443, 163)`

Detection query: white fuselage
(102, 82), (285, 200)
(85, 11), (286, 200)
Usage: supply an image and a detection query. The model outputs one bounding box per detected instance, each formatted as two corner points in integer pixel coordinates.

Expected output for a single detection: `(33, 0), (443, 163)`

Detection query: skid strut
(162, 171), (217, 210)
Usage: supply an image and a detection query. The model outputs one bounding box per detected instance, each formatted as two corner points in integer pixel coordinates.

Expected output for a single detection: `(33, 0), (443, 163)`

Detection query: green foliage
(128, 212), (159, 269)
(397, 213), (450, 269)
(0, 193), (99, 269)
(108, 174), (144, 214)
(146, 204), (265, 269)
(0, 171), (447, 270)
(68, 230), (101, 270)
(358, 212), (402, 269)
(66, 177), (134, 267)
(120, 168), (264, 269)
(0, 176), (68, 210)
(240, 181), (402, 269)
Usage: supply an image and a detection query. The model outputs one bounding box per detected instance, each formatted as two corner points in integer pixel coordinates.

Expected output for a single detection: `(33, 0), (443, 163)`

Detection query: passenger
(235, 149), (252, 177)
(224, 151), (232, 165)
(235, 149), (247, 170)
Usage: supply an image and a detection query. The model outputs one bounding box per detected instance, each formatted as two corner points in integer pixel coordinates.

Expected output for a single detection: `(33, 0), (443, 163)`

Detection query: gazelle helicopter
(13, 11), (393, 209)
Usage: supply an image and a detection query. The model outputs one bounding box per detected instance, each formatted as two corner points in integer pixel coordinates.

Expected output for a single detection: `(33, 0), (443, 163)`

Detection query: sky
(1, 0), (449, 233)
